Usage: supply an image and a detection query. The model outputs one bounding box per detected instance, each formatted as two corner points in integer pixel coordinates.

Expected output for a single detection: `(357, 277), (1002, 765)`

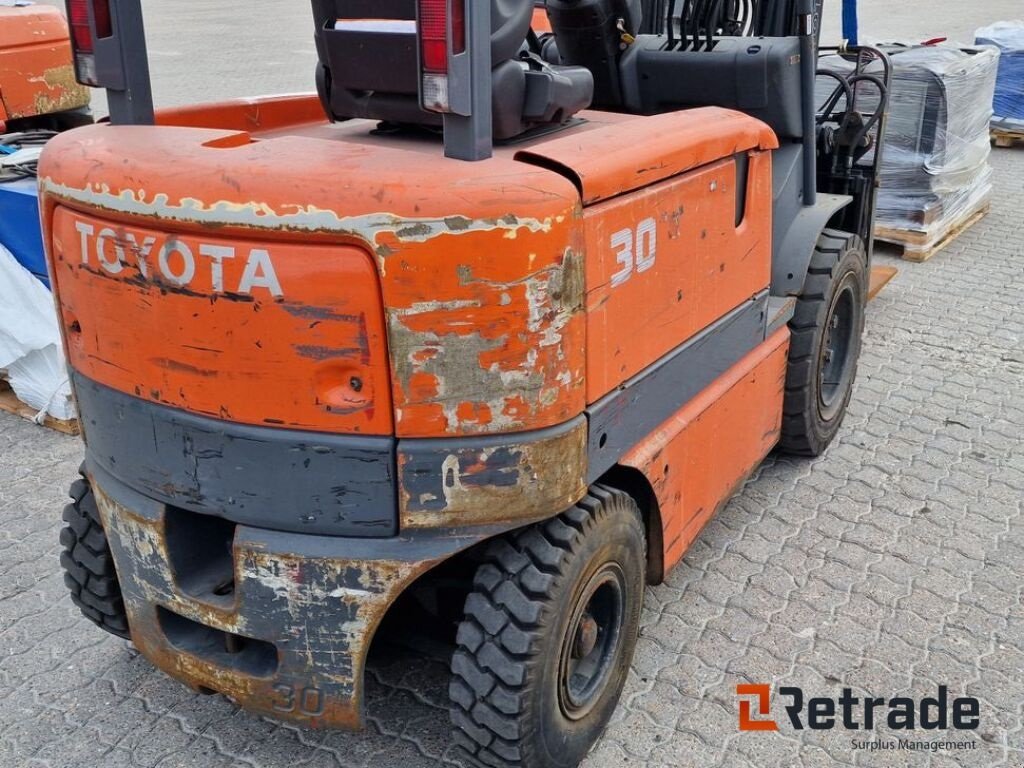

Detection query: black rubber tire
(779, 229), (867, 457)
(59, 467), (130, 639)
(449, 485), (646, 768)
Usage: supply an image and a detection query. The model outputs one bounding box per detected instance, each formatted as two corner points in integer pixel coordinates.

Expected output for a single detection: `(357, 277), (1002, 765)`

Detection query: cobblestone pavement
(5, 5), (1024, 768)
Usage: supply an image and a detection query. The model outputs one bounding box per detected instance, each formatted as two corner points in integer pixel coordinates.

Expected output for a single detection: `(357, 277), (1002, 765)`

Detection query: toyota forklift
(46, 1), (889, 766)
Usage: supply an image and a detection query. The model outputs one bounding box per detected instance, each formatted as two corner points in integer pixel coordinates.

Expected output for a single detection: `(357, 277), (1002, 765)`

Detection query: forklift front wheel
(60, 466), (131, 639)
(449, 485), (645, 768)
(779, 229), (867, 457)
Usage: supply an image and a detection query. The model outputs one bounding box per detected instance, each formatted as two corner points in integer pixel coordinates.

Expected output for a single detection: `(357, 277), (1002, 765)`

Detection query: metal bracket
(80, 0), (154, 125)
(798, 0), (817, 206)
(443, 0), (492, 161)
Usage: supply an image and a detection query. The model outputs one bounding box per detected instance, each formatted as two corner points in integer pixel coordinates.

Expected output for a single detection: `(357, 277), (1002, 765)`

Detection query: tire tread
(60, 465), (130, 639)
(449, 485), (639, 768)
(778, 229), (866, 456)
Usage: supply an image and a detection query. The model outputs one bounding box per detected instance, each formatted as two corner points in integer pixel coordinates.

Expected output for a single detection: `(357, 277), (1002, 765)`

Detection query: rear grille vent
(164, 506), (237, 605)
(157, 607), (278, 678)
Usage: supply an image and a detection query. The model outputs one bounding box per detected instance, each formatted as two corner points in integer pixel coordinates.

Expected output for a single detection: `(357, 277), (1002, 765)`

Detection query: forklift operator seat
(311, 0), (594, 140)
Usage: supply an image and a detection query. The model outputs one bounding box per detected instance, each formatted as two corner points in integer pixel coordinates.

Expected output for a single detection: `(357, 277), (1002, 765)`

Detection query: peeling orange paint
(40, 114), (587, 438)
(42, 92), (801, 731)
(42, 96), (791, 561)
(0, 6), (88, 125)
(92, 481), (444, 730)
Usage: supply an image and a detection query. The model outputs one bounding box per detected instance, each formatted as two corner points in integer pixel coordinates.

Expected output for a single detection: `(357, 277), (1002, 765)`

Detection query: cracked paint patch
(399, 417), (588, 527)
(388, 245), (585, 436)
(38, 178), (556, 258)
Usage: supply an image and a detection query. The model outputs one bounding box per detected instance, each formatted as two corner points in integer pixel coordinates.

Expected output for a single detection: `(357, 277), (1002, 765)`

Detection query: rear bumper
(75, 372), (589, 538)
(75, 373), (398, 537)
(89, 462), (496, 729)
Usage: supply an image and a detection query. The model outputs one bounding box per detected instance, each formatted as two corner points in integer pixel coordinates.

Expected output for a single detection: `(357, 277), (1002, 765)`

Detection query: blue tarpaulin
(842, 0), (858, 46)
(976, 21), (1024, 131)
(0, 179), (48, 287)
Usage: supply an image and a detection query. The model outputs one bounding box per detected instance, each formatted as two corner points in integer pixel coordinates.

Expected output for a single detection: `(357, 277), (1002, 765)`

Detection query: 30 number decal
(610, 218), (658, 288)
(272, 683), (325, 716)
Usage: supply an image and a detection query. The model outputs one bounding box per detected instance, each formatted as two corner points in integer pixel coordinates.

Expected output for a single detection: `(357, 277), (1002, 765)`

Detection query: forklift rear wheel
(60, 466), (130, 639)
(779, 229), (867, 457)
(450, 485), (645, 768)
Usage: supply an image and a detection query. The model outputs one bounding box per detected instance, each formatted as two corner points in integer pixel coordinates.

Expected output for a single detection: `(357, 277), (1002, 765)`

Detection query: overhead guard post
(85, 0), (154, 125)
(798, 0), (818, 206)
(443, 0), (493, 161)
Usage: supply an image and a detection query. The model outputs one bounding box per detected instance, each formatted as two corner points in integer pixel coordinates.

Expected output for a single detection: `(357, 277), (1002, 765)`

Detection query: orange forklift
(0, 1), (90, 134)
(0, 2), (91, 279)
(46, 1), (889, 766)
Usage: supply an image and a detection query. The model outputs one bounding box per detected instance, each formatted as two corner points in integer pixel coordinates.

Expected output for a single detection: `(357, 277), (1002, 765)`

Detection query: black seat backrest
(311, 0), (594, 140)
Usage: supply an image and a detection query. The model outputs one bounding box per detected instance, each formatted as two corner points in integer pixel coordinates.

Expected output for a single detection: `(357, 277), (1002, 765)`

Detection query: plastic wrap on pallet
(976, 21), (1024, 132)
(818, 44), (997, 253)
(0, 243), (76, 421)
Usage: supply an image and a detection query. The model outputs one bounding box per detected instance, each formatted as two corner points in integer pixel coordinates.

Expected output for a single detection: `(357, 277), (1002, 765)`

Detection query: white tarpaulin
(0, 243), (75, 421)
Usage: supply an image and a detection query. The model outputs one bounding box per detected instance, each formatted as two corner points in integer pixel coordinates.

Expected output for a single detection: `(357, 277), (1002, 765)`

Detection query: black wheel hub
(573, 615), (600, 659)
(558, 565), (626, 721)
(818, 277), (858, 421)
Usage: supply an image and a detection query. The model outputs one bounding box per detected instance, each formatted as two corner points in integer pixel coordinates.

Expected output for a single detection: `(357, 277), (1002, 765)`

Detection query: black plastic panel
(587, 293), (769, 482)
(620, 35), (805, 139)
(74, 374), (398, 537)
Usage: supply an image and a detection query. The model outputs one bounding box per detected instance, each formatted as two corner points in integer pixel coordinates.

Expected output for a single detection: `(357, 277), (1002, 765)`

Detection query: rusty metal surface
(88, 462), (500, 731)
(0, 5), (88, 125)
(39, 105), (778, 448)
(36, 97), (797, 559)
(5, 2), (1023, 764)
(398, 416), (588, 529)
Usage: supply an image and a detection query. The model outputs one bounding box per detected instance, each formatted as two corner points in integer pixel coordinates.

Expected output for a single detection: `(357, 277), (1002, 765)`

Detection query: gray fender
(772, 193), (853, 297)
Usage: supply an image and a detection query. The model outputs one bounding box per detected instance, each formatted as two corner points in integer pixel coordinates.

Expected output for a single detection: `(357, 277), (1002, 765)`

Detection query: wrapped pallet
(976, 21), (1024, 135)
(818, 45), (999, 261)
(0, 243), (76, 422)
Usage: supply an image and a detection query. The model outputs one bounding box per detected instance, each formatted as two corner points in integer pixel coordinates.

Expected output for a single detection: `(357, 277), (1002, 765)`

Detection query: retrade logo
(736, 684), (980, 733)
(737, 684), (779, 731)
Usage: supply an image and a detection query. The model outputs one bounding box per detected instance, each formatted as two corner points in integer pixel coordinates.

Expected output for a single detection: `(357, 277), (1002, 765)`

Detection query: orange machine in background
(0, 3), (89, 133)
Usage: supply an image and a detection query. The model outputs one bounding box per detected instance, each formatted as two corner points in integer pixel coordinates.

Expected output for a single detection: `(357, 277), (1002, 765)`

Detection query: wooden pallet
(0, 380), (80, 436)
(875, 202), (990, 264)
(992, 127), (1024, 148)
(868, 266), (898, 302)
